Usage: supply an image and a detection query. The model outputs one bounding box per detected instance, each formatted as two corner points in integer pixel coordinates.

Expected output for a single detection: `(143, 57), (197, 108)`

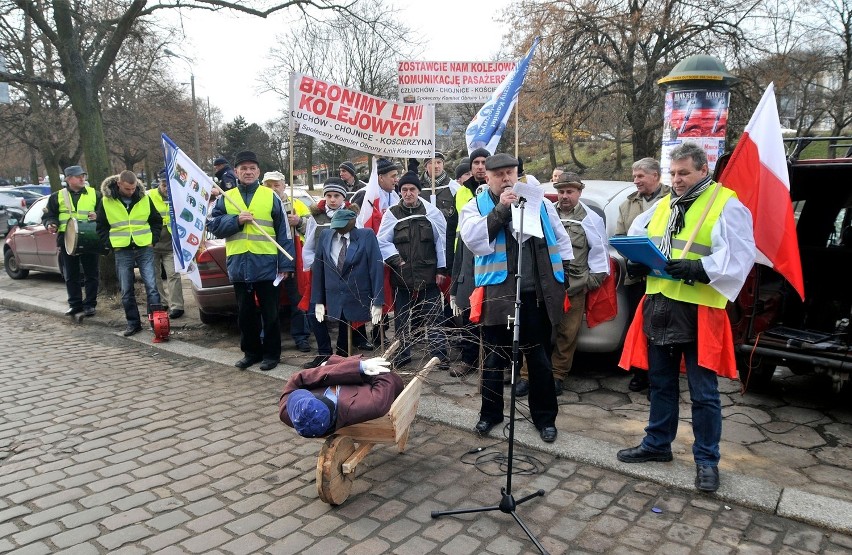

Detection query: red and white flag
(719, 83), (804, 300)
(355, 159), (383, 233)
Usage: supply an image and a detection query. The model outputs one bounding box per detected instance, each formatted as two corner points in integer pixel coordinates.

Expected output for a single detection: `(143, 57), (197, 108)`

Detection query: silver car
(540, 179), (636, 353)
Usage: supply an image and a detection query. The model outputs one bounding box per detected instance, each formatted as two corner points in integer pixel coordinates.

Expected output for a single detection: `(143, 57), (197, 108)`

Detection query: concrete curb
(1, 292), (849, 535)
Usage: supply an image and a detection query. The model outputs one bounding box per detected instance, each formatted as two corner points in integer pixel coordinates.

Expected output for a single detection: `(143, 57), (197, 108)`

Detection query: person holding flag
(616, 142), (755, 493)
(149, 169), (185, 320)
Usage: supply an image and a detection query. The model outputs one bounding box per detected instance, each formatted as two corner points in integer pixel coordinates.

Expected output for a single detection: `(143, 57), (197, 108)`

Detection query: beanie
(469, 147), (491, 164)
(322, 177), (348, 197)
(455, 162), (471, 180)
(234, 151), (259, 168)
(376, 158), (399, 175)
(339, 161), (357, 176)
(398, 159), (422, 190)
(286, 389), (334, 438)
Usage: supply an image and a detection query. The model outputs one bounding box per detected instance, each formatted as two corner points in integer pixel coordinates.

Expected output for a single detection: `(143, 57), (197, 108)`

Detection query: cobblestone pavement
(2, 312), (852, 554)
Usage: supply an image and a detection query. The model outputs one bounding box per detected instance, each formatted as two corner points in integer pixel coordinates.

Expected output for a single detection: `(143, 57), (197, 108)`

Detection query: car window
(23, 197), (48, 225)
(828, 206), (851, 247)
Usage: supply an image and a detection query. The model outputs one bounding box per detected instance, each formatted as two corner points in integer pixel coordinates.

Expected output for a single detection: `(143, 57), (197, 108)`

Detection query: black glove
(626, 261), (651, 279)
(664, 259), (710, 284)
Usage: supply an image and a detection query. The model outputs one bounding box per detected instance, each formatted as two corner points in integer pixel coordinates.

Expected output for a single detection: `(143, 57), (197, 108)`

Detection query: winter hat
(287, 389), (335, 438)
(469, 147), (491, 164)
(63, 165), (86, 177)
(330, 209), (357, 229)
(157, 168), (168, 181)
(484, 153), (519, 171)
(322, 178), (348, 197)
(455, 162), (471, 180)
(339, 161), (357, 176)
(233, 151), (259, 168)
(398, 159), (422, 190)
(262, 171), (287, 184)
(554, 171), (585, 190)
(377, 158), (399, 175)
(423, 151), (445, 164)
(212, 157), (229, 166)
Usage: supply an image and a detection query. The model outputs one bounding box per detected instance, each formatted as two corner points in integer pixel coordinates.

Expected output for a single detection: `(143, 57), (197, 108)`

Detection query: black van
(726, 137), (852, 392)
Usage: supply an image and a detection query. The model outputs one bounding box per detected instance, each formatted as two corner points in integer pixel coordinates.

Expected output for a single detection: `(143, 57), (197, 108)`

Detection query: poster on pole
(397, 61), (517, 104)
(660, 89), (730, 184)
(289, 72), (435, 158)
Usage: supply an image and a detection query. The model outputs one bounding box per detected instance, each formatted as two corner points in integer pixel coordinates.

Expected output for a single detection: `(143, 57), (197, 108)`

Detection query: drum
(65, 218), (104, 255)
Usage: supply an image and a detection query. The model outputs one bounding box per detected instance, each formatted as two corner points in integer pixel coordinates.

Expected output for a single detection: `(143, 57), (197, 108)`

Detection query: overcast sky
(157, 0), (515, 125)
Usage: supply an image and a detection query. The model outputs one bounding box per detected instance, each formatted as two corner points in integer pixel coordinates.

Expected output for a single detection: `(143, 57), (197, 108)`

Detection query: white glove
(315, 304), (325, 323)
(450, 296), (460, 317)
(361, 357), (391, 376)
(371, 305), (382, 325)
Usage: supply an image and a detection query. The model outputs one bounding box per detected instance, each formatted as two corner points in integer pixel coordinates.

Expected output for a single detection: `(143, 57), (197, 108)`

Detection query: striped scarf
(660, 175), (712, 257)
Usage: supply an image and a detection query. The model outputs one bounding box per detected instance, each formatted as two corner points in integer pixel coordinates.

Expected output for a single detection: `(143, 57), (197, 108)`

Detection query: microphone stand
(431, 197), (549, 555)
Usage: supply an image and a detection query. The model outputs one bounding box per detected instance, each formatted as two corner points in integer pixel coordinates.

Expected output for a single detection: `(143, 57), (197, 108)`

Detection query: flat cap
(484, 153), (519, 171)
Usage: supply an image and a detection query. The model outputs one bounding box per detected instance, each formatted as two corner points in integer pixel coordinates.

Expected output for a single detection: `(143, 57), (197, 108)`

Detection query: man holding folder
(615, 142), (755, 493)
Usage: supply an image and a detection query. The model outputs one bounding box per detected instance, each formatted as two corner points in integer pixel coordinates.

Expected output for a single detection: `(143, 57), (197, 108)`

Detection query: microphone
(514, 196), (527, 207)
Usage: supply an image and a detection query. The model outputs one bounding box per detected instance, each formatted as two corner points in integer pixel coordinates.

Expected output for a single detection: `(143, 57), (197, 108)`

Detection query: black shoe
(696, 465), (720, 492)
(82, 307), (96, 317)
(540, 426), (557, 443)
(168, 309), (184, 319)
(302, 355), (331, 369)
(438, 359), (451, 371)
(259, 359), (279, 371)
(554, 378), (564, 396)
(234, 356), (262, 369)
(296, 341), (311, 353)
(65, 307), (83, 316)
(628, 371), (649, 392)
(122, 325), (142, 337)
(616, 445), (673, 463)
(514, 379), (530, 397)
(356, 341), (374, 351)
(475, 419), (502, 436)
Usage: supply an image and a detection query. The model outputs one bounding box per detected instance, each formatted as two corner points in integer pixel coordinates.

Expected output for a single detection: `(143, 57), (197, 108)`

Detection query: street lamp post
(164, 49), (202, 163)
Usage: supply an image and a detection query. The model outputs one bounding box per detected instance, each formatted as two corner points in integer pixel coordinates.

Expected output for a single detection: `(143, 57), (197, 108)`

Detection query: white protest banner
(289, 72), (435, 158)
(397, 61), (517, 104)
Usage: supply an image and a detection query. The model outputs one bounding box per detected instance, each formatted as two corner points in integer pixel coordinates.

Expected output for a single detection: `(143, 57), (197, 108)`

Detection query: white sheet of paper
(511, 181), (545, 239)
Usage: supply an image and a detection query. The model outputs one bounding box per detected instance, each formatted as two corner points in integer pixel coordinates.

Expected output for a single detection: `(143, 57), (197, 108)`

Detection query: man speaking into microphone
(460, 153), (574, 444)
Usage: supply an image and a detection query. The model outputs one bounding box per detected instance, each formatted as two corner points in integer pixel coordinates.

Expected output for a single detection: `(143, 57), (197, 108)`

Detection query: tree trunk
(567, 136), (587, 171)
(548, 135), (557, 170)
(614, 116), (624, 172)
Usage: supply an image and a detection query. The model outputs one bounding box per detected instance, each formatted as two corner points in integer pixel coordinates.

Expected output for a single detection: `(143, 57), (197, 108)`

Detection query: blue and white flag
(465, 37), (540, 154)
(161, 133), (215, 288)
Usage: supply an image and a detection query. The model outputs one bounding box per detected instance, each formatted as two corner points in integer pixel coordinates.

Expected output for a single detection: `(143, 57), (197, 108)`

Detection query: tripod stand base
(431, 488), (549, 554)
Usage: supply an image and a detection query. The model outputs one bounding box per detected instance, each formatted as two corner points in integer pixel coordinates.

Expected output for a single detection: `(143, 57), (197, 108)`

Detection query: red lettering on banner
(299, 76), (314, 94)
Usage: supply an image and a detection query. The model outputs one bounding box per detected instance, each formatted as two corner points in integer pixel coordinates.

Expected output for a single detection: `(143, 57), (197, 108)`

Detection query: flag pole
(515, 93), (519, 159)
(431, 108), (436, 199)
(212, 182), (294, 261)
(679, 182), (722, 259)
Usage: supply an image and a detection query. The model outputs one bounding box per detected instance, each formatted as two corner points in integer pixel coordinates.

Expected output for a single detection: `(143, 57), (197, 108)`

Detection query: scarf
(660, 175), (712, 257)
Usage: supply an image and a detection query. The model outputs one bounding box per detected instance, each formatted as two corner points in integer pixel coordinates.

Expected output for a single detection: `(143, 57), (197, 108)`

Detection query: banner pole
(212, 182), (294, 261)
(515, 93), (519, 160)
(432, 107), (436, 198)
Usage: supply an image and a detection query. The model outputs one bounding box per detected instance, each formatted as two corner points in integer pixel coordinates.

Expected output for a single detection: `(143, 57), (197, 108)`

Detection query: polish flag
(718, 83), (804, 300)
(355, 158), (383, 233)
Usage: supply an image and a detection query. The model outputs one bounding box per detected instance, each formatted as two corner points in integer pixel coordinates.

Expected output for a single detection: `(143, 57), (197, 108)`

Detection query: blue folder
(609, 236), (675, 279)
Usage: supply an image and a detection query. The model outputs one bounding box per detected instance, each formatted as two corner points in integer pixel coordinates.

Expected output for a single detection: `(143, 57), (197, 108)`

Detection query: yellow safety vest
(646, 183), (735, 309)
(147, 188), (170, 228)
(57, 186), (97, 232)
(103, 196), (153, 247)
(224, 186), (277, 256)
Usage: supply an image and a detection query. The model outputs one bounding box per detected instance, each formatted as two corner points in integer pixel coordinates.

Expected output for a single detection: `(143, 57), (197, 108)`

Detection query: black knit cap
(469, 147), (491, 163)
(398, 159), (422, 190)
(234, 151), (259, 168)
(213, 157), (228, 166)
(455, 162), (471, 180)
(377, 158), (399, 175)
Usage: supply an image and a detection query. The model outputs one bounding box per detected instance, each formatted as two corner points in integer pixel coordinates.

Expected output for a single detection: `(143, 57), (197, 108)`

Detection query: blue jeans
(642, 343), (721, 466)
(114, 247), (161, 328)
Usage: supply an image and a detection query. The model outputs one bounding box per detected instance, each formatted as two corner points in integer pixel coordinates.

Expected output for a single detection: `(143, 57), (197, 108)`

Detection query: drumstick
(213, 183), (294, 261)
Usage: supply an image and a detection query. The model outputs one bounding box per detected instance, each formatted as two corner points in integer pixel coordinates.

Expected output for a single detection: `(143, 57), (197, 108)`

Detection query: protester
(278, 355), (403, 437)
(377, 160), (449, 369)
(148, 169), (185, 319)
(616, 142), (755, 493)
(615, 157), (672, 392)
(339, 161), (367, 192)
(460, 153), (573, 443)
(515, 172), (609, 397)
(43, 165), (101, 318)
(96, 170), (162, 337)
(311, 209), (384, 364)
(419, 152), (459, 273)
(262, 170), (311, 352)
(208, 151), (295, 371)
(213, 156), (238, 190)
(551, 166), (565, 183)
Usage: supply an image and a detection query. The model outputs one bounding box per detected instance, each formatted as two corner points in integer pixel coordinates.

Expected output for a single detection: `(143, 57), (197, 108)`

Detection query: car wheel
(4, 249), (29, 279)
(737, 353), (776, 392)
(198, 309), (219, 325)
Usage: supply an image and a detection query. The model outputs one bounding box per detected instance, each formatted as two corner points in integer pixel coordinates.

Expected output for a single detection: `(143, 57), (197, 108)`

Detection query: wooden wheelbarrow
(316, 354), (438, 505)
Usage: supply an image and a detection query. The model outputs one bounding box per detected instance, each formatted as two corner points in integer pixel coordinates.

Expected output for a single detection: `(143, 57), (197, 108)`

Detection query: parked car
(539, 179), (635, 353)
(727, 138), (852, 392)
(3, 196), (61, 279)
(18, 184), (52, 196)
(0, 191), (27, 238)
(0, 187), (44, 208)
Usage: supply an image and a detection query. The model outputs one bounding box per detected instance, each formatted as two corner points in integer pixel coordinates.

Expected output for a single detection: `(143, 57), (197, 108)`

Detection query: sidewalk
(1, 270), (851, 535)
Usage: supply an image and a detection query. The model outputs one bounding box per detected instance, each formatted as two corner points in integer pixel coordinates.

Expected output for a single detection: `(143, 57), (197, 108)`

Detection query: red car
(3, 196), (62, 279)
